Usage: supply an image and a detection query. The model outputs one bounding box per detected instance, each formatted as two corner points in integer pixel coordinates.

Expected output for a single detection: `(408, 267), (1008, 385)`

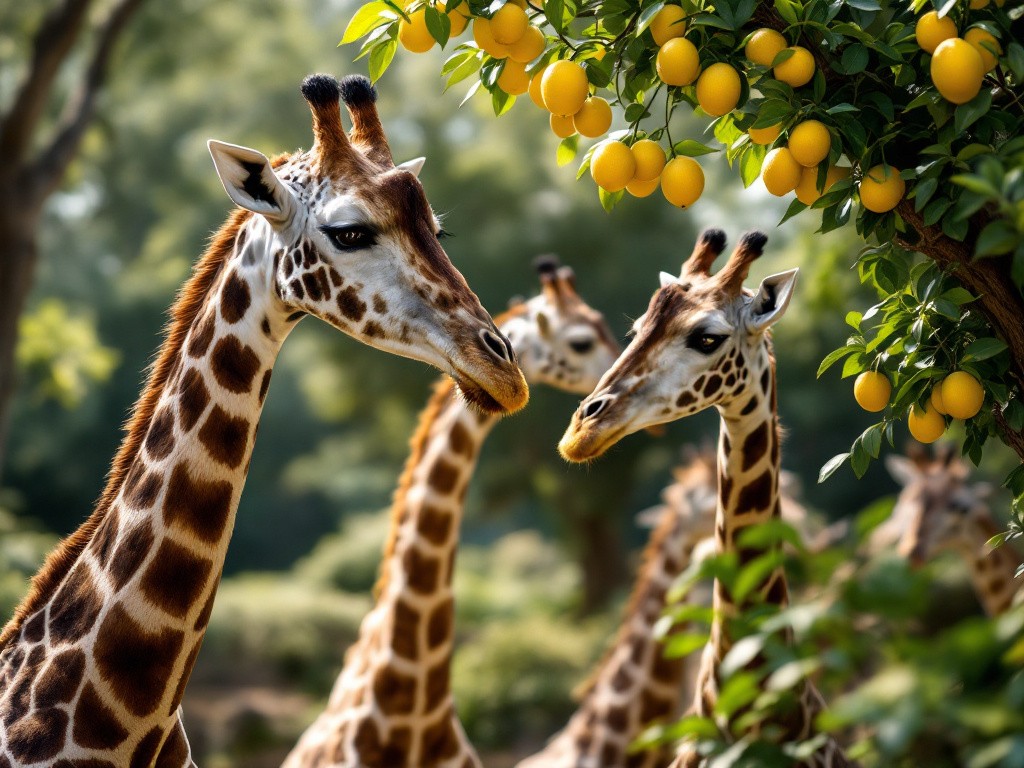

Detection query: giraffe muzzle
(479, 328), (517, 365)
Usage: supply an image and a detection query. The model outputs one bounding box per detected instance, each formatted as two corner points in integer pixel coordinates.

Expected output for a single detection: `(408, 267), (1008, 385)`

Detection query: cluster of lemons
(854, 369), (986, 443)
(588, 139), (704, 206)
(915, 10), (1002, 105)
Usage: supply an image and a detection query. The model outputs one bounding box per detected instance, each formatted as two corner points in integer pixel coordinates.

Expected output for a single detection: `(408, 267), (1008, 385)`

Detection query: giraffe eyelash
(436, 229), (453, 240)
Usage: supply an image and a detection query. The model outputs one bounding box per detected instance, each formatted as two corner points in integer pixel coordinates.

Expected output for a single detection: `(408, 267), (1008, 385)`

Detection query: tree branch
(31, 0), (146, 197)
(0, 0), (94, 165)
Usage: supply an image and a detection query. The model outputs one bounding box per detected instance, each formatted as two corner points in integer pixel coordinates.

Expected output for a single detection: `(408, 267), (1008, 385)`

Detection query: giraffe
(878, 446), (1022, 617)
(558, 229), (853, 767)
(281, 256), (620, 768)
(0, 73), (529, 767)
(516, 445), (719, 768)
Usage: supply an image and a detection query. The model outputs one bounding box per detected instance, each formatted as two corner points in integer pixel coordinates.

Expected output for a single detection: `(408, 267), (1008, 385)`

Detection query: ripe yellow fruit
(649, 5), (687, 46)
(762, 147), (802, 196)
(859, 164), (905, 213)
(930, 385), (947, 415)
(573, 97), (612, 138)
(661, 156), (704, 208)
(399, 8), (435, 53)
(795, 165), (850, 206)
(473, 18), (510, 58)
(541, 59), (589, 116)
(528, 67), (548, 108)
(631, 139), (666, 181)
(970, 0), (989, 8)
(774, 46), (815, 87)
(908, 402), (946, 443)
(550, 113), (576, 138)
(748, 123), (782, 145)
(591, 140), (636, 192)
(964, 27), (1001, 73)
(497, 60), (530, 95)
(490, 3), (529, 45)
(695, 63), (741, 116)
(941, 371), (986, 419)
(788, 120), (831, 167)
(854, 371), (891, 412)
(745, 28), (787, 67)
(509, 24), (545, 63)
(656, 38), (700, 86)
(915, 11), (957, 54)
(627, 176), (661, 198)
(931, 38), (985, 104)
(441, 0), (471, 36)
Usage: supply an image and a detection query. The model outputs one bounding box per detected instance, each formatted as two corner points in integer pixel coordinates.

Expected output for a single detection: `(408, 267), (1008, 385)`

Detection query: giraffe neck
(712, 351), (785, 659)
(519, 503), (710, 768)
(954, 518), (1021, 617)
(284, 378), (496, 768)
(0, 213), (292, 764)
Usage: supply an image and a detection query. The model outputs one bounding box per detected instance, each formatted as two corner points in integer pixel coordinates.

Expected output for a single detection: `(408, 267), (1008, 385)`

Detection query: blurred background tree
(1, 0), (1020, 766)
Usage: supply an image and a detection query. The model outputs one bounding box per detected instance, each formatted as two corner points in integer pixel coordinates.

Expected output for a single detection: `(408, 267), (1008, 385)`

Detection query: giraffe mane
(0, 173), (293, 647)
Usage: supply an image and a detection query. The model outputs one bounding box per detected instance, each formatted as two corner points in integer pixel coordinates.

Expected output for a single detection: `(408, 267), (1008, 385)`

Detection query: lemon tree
(341, 0), (1024, 536)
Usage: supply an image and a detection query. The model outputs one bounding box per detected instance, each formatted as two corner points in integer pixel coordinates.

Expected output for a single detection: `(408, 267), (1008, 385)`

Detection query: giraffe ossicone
(0, 72), (525, 767)
(282, 256), (619, 768)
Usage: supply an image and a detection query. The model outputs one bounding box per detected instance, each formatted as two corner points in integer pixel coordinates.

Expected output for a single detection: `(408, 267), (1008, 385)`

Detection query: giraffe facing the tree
(559, 229), (852, 767)
(282, 256), (620, 768)
(0, 73), (527, 767)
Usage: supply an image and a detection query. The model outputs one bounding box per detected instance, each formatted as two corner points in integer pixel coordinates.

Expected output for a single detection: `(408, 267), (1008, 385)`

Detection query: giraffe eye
(689, 333), (727, 354)
(569, 337), (595, 354)
(321, 224), (376, 251)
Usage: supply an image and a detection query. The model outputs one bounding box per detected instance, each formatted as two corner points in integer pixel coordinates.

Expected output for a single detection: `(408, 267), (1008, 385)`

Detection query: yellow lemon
(931, 38), (985, 104)
(745, 28), (787, 66)
(550, 113), (576, 138)
(497, 59), (530, 95)
(915, 10), (958, 54)
(859, 164), (905, 213)
(774, 46), (815, 87)
(656, 38), (701, 86)
(661, 156), (704, 207)
(795, 165), (850, 206)
(591, 140), (637, 192)
(509, 25), (545, 63)
(695, 63), (741, 116)
(398, 8), (435, 53)
(528, 66), (548, 108)
(473, 18), (510, 58)
(541, 59), (590, 116)
(854, 371), (891, 412)
(941, 371), (986, 419)
(440, 0), (471, 36)
(970, 0), (989, 8)
(631, 139), (667, 181)
(762, 147), (802, 196)
(627, 176), (661, 197)
(788, 119), (831, 167)
(908, 402), (946, 443)
(490, 3), (529, 45)
(930, 384), (947, 415)
(649, 5), (687, 46)
(748, 122), (782, 145)
(573, 97), (613, 138)
(964, 27), (1001, 72)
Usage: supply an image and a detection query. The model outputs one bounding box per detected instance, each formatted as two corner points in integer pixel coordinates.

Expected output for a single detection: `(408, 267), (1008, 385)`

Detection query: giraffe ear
(397, 156), (426, 177)
(885, 455), (920, 487)
(659, 271), (678, 288)
(535, 310), (552, 339)
(746, 268), (798, 332)
(208, 140), (296, 225)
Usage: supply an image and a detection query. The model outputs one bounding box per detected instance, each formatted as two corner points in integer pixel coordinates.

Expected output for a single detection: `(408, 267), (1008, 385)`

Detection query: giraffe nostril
(581, 396), (611, 420)
(480, 329), (515, 365)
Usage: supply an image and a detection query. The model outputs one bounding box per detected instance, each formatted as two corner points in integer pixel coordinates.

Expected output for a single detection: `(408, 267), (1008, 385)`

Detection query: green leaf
(975, 220), (1018, 257)
(624, 102), (650, 123)
(963, 337), (1008, 362)
(839, 44), (869, 74)
(817, 346), (859, 377)
(556, 134), (579, 167)
(368, 39), (397, 82)
(954, 89), (993, 135)
(779, 198), (807, 226)
(544, 0), (565, 34)
(424, 5), (451, 47)
(341, 1), (395, 45)
(491, 88), (514, 116)
(662, 632), (711, 659)
(818, 453), (850, 483)
(635, 1), (666, 35)
(860, 423), (883, 458)
(739, 145), (765, 188)
(672, 139), (719, 157)
(599, 187), (624, 212)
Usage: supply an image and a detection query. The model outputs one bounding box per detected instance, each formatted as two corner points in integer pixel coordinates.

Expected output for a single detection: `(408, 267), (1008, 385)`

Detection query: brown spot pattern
(428, 597), (454, 648)
(48, 563), (102, 644)
(392, 599), (420, 660)
(140, 538), (213, 619)
(107, 519), (155, 591)
(124, 464), (162, 510)
(676, 391), (696, 408)
(154, 722), (191, 768)
(421, 715), (460, 762)
(73, 682), (129, 749)
(144, 407), (176, 461)
(337, 287), (367, 321)
(163, 462), (233, 544)
(258, 369), (272, 404)
(741, 422), (769, 471)
(7, 707), (68, 763)
(220, 273), (251, 324)
(198, 405), (250, 469)
(373, 667), (417, 715)
(417, 506), (452, 545)
(425, 657), (451, 710)
(736, 469), (773, 515)
(178, 368), (210, 432)
(33, 648), (85, 708)
(427, 459), (460, 495)
(130, 727), (164, 768)
(403, 547), (440, 594)
(210, 336), (261, 394)
(187, 313), (216, 358)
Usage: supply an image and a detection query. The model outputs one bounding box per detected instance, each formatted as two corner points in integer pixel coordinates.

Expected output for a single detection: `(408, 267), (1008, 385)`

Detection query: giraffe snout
(580, 394), (614, 420)
(479, 328), (517, 365)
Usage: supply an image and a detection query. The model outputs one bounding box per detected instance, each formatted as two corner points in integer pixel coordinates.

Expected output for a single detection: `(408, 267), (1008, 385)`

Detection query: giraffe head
(499, 256), (620, 394)
(207, 73), (528, 413)
(880, 445), (996, 566)
(559, 229), (798, 461)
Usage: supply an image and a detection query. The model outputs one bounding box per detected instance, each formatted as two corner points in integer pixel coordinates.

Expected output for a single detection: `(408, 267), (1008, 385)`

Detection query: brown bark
(0, 0), (146, 477)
